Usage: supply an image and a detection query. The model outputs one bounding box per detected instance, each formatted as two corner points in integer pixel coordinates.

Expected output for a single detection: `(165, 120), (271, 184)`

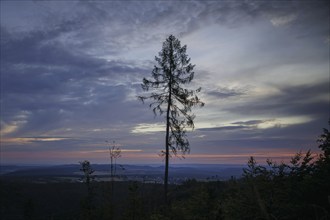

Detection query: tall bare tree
(138, 35), (204, 201)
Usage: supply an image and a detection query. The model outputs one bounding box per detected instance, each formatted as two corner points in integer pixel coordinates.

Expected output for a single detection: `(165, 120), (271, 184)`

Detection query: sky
(0, 0), (329, 165)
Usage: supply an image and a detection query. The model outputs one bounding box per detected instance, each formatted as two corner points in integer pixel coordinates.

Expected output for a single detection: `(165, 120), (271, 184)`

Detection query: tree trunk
(164, 62), (173, 203)
(164, 39), (174, 204)
(164, 85), (171, 203)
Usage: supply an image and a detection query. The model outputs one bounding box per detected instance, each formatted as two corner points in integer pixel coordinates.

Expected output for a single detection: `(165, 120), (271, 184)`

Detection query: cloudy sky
(1, 0), (329, 165)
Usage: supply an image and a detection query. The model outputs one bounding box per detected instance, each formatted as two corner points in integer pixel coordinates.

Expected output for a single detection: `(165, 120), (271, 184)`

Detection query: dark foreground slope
(1, 158), (329, 220)
(0, 178), (228, 220)
(1, 125), (329, 219)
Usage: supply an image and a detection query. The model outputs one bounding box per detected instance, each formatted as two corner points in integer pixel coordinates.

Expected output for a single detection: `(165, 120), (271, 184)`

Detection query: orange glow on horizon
(1, 148), (321, 165)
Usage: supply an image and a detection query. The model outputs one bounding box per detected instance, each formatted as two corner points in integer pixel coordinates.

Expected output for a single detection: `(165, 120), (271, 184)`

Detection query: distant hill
(0, 164), (245, 182)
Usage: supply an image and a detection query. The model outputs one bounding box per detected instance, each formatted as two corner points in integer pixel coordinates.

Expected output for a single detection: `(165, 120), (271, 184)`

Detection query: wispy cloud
(207, 87), (246, 99)
(270, 14), (297, 27)
(79, 149), (143, 154)
(131, 123), (165, 134)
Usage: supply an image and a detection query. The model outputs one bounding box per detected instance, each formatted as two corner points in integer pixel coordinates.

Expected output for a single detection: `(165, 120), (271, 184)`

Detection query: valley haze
(0, 163), (245, 183)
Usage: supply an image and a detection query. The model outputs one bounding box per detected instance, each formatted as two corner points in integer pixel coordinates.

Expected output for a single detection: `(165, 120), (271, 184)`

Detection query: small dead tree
(106, 140), (122, 179)
(79, 160), (95, 219)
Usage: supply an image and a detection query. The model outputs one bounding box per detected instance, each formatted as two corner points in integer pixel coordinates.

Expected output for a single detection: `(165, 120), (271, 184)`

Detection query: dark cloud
(198, 126), (246, 132)
(192, 118), (326, 156)
(0, 20), (150, 140)
(225, 82), (329, 119)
